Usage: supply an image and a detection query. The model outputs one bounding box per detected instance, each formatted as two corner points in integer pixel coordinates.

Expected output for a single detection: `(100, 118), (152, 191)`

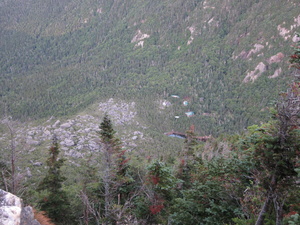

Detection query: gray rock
(84, 128), (91, 133)
(61, 147), (69, 151)
(43, 130), (51, 136)
(32, 162), (43, 167)
(27, 131), (35, 136)
(69, 150), (84, 158)
(20, 206), (40, 225)
(60, 122), (72, 129)
(76, 145), (83, 150)
(26, 140), (40, 146)
(0, 189), (41, 225)
(25, 168), (32, 178)
(52, 120), (61, 128)
(64, 139), (75, 147)
(53, 128), (63, 135)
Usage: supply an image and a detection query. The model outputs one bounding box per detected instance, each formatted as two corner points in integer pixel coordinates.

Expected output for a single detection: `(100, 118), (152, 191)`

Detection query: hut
(185, 111), (195, 117)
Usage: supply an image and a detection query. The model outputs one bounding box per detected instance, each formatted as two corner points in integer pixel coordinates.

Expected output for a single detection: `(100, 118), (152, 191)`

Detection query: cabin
(164, 131), (211, 142)
(185, 111), (195, 117)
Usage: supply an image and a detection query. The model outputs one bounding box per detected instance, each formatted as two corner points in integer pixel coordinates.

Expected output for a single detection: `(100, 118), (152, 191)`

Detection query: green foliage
(1, 1), (300, 224)
(290, 32), (300, 69)
(97, 114), (141, 224)
(243, 122), (299, 189)
(284, 213), (300, 225)
(0, 160), (10, 191)
(137, 160), (179, 224)
(38, 141), (66, 192)
(169, 155), (248, 225)
(239, 78), (300, 224)
(0, 0), (297, 139)
(99, 113), (116, 144)
(38, 137), (73, 224)
(132, 195), (151, 218)
(232, 217), (257, 225)
(147, 161), (178, 191)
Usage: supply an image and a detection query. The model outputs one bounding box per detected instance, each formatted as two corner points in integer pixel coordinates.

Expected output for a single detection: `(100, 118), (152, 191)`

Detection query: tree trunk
(255, 192), (272, 225)
(273, 194), (284, 225)
(103, 144), (112, 224)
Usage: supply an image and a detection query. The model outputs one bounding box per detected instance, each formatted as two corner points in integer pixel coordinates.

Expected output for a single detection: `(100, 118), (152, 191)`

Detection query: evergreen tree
(145, 160), (178, 224)
(98, 114), (133, 224)
(38, 135), (72, 225)
(177, 126), (201, 190)
(290, 32), (300, 69)
(251, 41), (300, 225)
(100, 114), (117, 145)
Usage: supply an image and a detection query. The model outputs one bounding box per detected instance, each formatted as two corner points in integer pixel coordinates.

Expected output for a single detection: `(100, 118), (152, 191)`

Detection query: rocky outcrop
(242, 51), (284, 82)
(20, 206), (41, 225)
(243, 62), (267, 83)
(131, 30), (150, 47)
(0, 189), (41, 225)
(0, 98), (144, 162)
(269, 67), (282, 79)
(267, 52), (285, 64)
(278, 15), (300, 40)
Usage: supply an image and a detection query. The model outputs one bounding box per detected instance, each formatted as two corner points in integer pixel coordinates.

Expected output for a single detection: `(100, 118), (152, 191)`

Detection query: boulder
(0, 189), (41, 225)
(52, 120), (60, 128)
(63, 139), (75, 147)
(60, 123), (72, 129)
(20, 206), (40, 225)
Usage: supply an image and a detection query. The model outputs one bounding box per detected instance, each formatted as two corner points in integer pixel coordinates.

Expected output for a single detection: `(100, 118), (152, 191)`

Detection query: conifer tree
(290, 33), (300, 69)
(177, 126), (200, 189)
(252, 37), (300, 225)
(38, 135), (71, 224)
(99, 114), (132, 224)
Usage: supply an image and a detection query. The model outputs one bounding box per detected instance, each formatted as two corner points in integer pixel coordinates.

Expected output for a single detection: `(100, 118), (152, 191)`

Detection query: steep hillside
(0, 0), (299, 136)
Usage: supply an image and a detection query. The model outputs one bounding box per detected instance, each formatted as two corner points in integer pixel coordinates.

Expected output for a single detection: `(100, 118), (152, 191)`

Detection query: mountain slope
(0, 0), (299, 136)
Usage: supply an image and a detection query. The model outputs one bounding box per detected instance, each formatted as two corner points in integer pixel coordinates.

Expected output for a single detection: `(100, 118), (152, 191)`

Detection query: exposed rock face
(0, 189), (41, 225)
(243, 62), (267, 83)
(20, 206), (41, 225)
(0, 189), (22, 225)
(187, 26), (196, 45)
(267, 52), (285, 64)
(131, 30), (150, 43)
(247, 44), (265, 58)
(131, 30), (150, 47)
(0, 98), (145, 163)
(278, 15), (300, 40)
(269, 67), (282, 79)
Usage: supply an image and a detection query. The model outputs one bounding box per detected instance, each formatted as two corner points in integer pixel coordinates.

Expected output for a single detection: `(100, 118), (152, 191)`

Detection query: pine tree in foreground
(38, 135), (72, 225)
(99, 114), (134, 224)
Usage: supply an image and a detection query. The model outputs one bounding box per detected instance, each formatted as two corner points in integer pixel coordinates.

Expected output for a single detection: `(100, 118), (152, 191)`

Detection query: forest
(1, 43), (299, 224)
(1, 0), (299, 136)
(0, 0), (300, 224)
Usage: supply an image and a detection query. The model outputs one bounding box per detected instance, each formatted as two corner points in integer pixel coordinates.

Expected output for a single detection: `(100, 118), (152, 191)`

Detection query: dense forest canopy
(0, 0), (299, 136)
